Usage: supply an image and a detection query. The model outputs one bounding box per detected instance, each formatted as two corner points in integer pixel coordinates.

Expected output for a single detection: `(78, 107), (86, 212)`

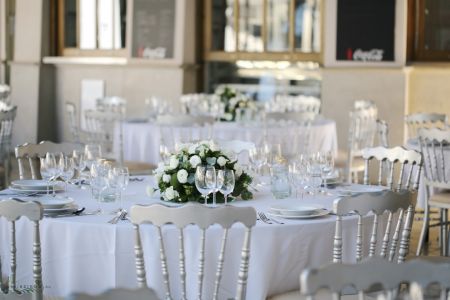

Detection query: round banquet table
(115, 118), (338, 165)
(0, 178), (380, 300)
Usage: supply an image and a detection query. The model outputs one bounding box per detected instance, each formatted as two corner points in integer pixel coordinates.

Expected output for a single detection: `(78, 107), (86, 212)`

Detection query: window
(56, 0), (127, 56)
(409, 0), (450, 61)
(204, 0), (322, 62)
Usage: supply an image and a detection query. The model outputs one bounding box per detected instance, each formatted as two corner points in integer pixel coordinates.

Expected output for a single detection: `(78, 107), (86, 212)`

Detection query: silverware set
(108, 210), (128, 224)
(257, 211), (284, 225)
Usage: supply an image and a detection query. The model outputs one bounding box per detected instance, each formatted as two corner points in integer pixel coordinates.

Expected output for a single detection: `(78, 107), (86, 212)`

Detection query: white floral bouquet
(214, 86), (257, 122)
(154, 140), (253, 203)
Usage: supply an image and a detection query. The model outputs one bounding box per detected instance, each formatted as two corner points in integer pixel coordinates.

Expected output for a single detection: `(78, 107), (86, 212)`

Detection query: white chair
(268, 191), (415, 300)
(83, 110), (120, 158)
(354, 99), (377, 111)
(0, 199), (44, 300)
(300, 256), (450, 300)
(156, 115), (215, 150)
(362, 146), (422, 192)
(405, 113), (448, 141)
(377, 119), (389, 148)
(271, 95), (321, 114)
(67, 288), (159, 300)
(96, 96), (127, 114)
(0, 106), (17, 187)
(265, 111), (317, 158)
(416, 128), (450, 256)
(129, 202), (257, 300)
(65, 102), (81, 143)
(15, 141), (83, 180)
(336, 105), (378, 183)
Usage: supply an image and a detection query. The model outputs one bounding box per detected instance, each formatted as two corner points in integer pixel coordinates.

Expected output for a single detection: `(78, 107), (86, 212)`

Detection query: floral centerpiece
(214, 86), (257, 122)
(154, 140), (253, 203)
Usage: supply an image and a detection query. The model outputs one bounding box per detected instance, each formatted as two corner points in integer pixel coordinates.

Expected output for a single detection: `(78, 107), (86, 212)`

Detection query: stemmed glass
(40, 153), (57, 196)
(217, 169), (235, 204)
(84, 144), (102, 170)
(159, 144), (170, 163)
(72, 150), (86, 187)
(249, 147), (267, 185)
(195, 165), (215, 205)
(90, 162), (109, 214)
(111, 167), (129, 212)
(58, 154), (75, 192)
(320, 151), (335, 191)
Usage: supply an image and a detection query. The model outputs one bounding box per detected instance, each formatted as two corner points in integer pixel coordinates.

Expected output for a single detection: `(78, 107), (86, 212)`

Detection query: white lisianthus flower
(209, 141), (218, 151)
(189, 155), (201, 168)
(188, 144), (197, 154)
(199, 148), (206, 158)
(164, 186), (178, 200)
(155, 162), (165, 175)
(155, 173), (162, 182)
(169, 155), (179, 169)
(217, 156), (228, 167)
(146, 186), (156, 197)
(177, 169), (188, 184)
(162, 174), (171, 183)
(234, 164), (243, 177)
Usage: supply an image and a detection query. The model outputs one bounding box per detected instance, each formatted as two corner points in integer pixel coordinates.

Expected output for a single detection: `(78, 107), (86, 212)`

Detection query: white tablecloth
(116, 119), (338, 165)
(1, 179), (378, 300)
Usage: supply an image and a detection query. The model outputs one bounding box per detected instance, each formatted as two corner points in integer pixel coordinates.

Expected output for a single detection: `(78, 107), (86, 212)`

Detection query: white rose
(234, 164), (243, 177)
(177, 169), (188, 184)
(189, 155), (202, 168)
(146, 186), (156, 197)
(162, 174), (171, 183)
(155, 173), (162, 182)
(155, 162), (165, 174)
(188, 144), (197, 154)
(165, 186), (176, 200)
(217, 156), (227, 167)
(199, 148), (206, 158)
(209, 141), (218, 151)
(169, 155), (179, 169)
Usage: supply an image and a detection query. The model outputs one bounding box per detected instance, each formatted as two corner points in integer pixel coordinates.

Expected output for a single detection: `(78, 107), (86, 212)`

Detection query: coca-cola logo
(350, 48), (384, 61)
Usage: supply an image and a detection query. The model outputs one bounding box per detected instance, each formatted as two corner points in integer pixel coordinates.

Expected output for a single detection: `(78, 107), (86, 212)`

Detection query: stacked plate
(268, 204), (329, 219)
(336, 184), (386, 196)
(33, 196), (78, 217)
(10, 180), (63, 194)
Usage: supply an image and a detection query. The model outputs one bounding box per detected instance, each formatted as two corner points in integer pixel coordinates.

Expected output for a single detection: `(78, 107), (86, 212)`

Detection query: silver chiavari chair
(67, 287), (159, 300)
(83, 110), (120, 158)
(129, 202), (257, 300)
(15, 141), (83, 179)
(405, 113), (448, 141)
(377, 119), (389, 148)
(0, 106), (17, 187)
(0, 199), (44, 300)
(300, 256), (450, 300)
(96, 96), (127, 114)
(416, 128), (450, 256)
(354, 99), (377, 111)
(0, 84), (11, 105)
(272, 95), (321, 114)
(362, 146), (422, 192)
(333, 190), (414, 264)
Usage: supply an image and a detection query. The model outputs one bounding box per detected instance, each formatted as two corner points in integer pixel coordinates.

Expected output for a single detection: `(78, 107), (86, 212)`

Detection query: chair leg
(417, 205), (430, 256)
(441, 209), (449, 256)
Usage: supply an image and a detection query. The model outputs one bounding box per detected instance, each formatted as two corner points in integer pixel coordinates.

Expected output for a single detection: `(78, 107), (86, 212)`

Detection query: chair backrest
(0, 106), (17, 155)
(0, 84), (11, 104)
(333, 190), (414, 264)
(96, 96), (127, 114)
(157, 115), (215, 149)
(272, 95), (321, 114)
(300, 256), (450, 300)
(354, 99), (377, 111)
(376, 119), (389, 147)
(66, 102), (80, 143)
(67, 287), (159, 300)
(362, 146), (422, 192)
(418, 127), (450, 190)
(129, 202), (257, 300)
(84, 110), (120, 156)
(15, 141), (84, 179)
(0, 199), (43, 299)
(405, 113), (448, 140)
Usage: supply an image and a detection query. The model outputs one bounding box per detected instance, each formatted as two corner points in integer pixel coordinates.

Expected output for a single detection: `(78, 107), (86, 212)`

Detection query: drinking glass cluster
(194, 165), (235, 206)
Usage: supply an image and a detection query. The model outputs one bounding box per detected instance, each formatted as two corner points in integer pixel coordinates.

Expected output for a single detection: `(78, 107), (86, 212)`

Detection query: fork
(257, 212), (272, 224)
(108, 210), (125, 224)
(259, 212), (284, 225)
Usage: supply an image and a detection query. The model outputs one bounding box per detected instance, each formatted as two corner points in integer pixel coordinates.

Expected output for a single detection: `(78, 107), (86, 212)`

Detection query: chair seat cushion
(429, 190), (450, 209)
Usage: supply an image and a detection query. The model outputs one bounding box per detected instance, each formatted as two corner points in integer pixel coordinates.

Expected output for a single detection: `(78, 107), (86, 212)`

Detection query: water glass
(59, 155), (75, 192)
(112, 167), (129, 211)
(320, 151), (335, 190)
(307, 153), (323, 196)
(72, 150), (86, 187)
(90, 162), (110, 213)
(217, 169), (235, 204)
(195, 165), (214, 205)
(84, 144), (102, 170)
(40, 153), (57, 196)
(289, 161), (307, 199)
(271, 164), (291, 199)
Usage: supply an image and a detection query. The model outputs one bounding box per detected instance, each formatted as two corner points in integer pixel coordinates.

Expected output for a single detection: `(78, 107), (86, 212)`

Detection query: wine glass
(217, 169), (235, 204)
(112, 167), (129, 212)
(205, 166), (218, 206)
(40, 153), (57, 196)
(320, 151), (335, 191)
(84, 144), (102, 170)
(58, 154), (75, 192)
(159, 144), (170, 163)
(72, 150), (86, 187)
(195, 165), (214, 205)
(90, 162), (109, 214)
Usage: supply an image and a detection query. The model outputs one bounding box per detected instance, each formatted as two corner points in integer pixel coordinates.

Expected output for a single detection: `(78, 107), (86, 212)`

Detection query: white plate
(9, 185), (64, 194)
(44, 203), (78, 214)
(270, 204), (324, 216)
(11, 180), (57, 191)
(34, 196), (74, 209)
(267, 209), (329, 219)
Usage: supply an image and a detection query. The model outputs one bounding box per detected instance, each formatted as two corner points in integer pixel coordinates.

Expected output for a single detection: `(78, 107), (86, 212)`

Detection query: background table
(115, 118), (338, 165)
(0, 179), (377, 300)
